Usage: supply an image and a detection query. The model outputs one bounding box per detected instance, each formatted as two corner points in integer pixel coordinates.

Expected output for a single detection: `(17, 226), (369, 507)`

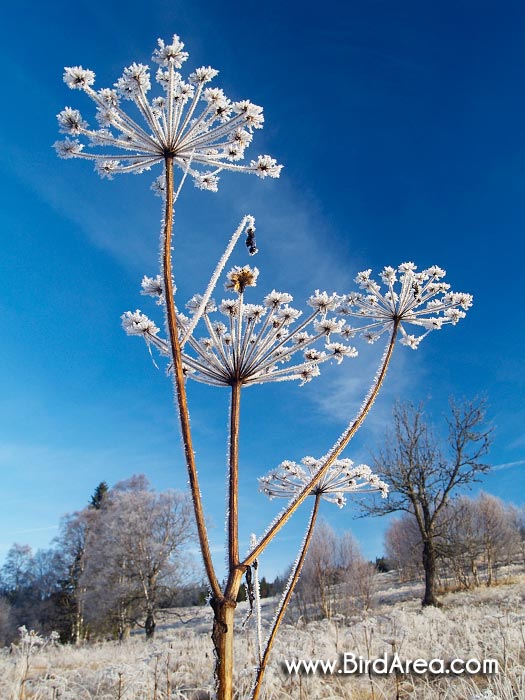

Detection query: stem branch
(243, 327), (398, 566)
(162, 156), (221, 599)
(228, 381), (242, 570)
(251, 493), (321, 700)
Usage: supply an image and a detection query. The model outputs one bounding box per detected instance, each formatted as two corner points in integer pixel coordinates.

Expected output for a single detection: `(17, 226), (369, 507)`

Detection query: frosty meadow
(55, 33), (473, 700)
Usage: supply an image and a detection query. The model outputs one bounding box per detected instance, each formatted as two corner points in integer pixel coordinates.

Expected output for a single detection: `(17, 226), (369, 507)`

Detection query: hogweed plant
(56, 33), (473, 700)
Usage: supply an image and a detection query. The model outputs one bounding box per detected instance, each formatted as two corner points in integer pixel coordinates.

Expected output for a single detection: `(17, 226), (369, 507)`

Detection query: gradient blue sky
(1, 0), (524, 580)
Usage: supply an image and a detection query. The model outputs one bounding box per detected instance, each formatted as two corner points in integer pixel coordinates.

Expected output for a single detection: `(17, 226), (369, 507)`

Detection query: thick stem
(251, 494), (321, 700)
(211, 601), (235, 700)
(212, 566), (244, 700)
(162, 156), (221, 599)
(228, 381), (242, 570)
(243, 327), (398, 567)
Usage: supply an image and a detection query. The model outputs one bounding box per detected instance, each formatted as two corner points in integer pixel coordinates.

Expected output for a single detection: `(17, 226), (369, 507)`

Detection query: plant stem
(228, 380), (242, 570)
(162, 155), (221, 599)
(243, 327), (398, 567)
(211, 597), (237, 700)
(251, 493), (321, 700)
(207, 380), (245, 700)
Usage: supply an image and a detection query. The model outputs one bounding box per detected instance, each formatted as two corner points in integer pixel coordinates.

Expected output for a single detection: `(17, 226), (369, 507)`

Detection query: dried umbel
(55, 34), (282, 191)
(260, 456), (388, 507)
(338, 262), (473, 348)
(123, 260), (473, 385)
(123, 266), (358, 387)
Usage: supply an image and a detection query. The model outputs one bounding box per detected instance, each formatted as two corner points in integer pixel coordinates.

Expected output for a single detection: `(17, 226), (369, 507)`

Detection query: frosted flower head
(314, 318), (345, 336)
(264, 290), (293, 309)
(57, 107), (88, 134)
(259, 457), (388, 507)
(337, 263), (473, 348)
(141, 274), (164, 302)
(150, 174), (166, 196)
(115, 63), (152, 99)
(307, 290), (340, 314)
(251, 155), (282, 179)
(219, 299), (239, 316)
(125, 269), (356, 387)
(189, 66), (219, 84)
(95, 159), (120, 179)
(152, 35), (189, 68)
(225, 265), (259, 294)
(16, 626), (46, 655)
(326, 342), (358, 364)
(233, 100), (264, 129)
(63, 66), (95, 90)
(186, 294), (217, 315)
(243, 304), (266, 322)
(56, 35), (282, 190)
(53, 137), (84, 159)
(276, 306), (302, 325)
(194, 172), (220, 192)
(121, 310), (160, 338)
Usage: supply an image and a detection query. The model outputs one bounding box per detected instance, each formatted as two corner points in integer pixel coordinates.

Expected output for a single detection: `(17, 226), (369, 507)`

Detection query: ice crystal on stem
(260, 456), (388, 508)
(54, 34), (282, 190)
(337, 263), (473, 348)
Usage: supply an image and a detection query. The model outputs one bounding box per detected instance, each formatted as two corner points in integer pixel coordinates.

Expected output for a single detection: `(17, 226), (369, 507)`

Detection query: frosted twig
(180, 215), (256, 347)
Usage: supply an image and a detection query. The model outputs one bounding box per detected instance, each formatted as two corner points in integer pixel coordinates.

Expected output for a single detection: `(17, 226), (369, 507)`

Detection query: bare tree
(512, 505), (525, 569)
(385, 515), (423, 582)
(364, 398), (491, 606)
(81, 476), (196, 640)
(294, 520), (374, 620)
(439, 497), (483, 588)
(0, 599), (11, 646)
(54, 509), (96, 643)
(473, 493), (519, 585)
(1, 544), (34, 599)
(337, 532), (376, 613)
(295, 520), (338, 620)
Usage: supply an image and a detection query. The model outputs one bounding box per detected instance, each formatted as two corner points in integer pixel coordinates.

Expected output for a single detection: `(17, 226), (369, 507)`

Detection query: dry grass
(2, 573), (525, 700)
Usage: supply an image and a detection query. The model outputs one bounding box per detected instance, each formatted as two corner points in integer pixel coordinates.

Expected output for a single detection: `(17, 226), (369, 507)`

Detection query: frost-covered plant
(260, 457), (388, 507)
(56, 32), (473, 700)
(10, 626), (60, 700)
(14, 626), (60, 658)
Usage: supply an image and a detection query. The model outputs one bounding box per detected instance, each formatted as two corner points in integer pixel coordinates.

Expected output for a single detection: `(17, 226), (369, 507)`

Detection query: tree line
(386, 491), (525, 589)
(284, 490), (524, 625)
(0, 476), (289, 647)
(1, 397), (517, 640)
(0, 476), (198, 645)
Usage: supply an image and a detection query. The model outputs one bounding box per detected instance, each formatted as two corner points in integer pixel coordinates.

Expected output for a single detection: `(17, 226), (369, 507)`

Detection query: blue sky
(1, 0), (524, 581)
